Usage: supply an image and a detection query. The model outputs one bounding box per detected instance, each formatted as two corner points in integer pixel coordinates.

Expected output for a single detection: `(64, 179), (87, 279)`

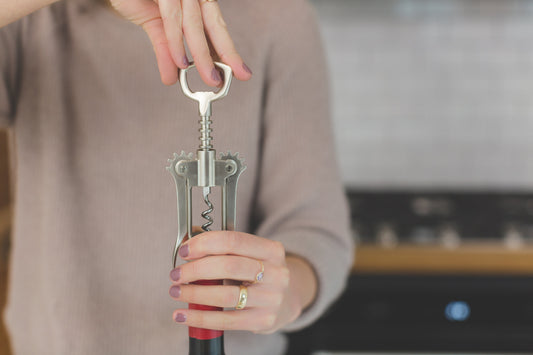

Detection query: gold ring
(235, 285), (248, 310)
(254, 261), (264, 283)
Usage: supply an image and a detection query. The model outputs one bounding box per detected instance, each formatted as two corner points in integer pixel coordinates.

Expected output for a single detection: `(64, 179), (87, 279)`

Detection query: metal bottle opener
(167, 62), (246, 268)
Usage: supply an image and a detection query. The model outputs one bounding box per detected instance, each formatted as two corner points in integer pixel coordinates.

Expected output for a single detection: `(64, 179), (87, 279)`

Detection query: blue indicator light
(445, 301), (471, 322)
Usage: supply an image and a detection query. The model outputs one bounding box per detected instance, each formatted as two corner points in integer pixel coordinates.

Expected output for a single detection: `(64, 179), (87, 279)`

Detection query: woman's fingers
(141, 17), (179, 85)
(169, 283), (280, 309)
(170, 255), (283, 284)
(113, 0), (251, 86)
(178, 231), (286, 265)
(172, 308), (276, 333)
(169, 231), (293, 333)
(110, 0), (178, 85)
(199, 0), (252, 81)
(158, 0), (188, 69)
(182, 0), (220, 86)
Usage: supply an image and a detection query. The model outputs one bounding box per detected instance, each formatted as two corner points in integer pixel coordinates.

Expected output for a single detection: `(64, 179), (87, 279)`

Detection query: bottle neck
(189, 335), (225, 355)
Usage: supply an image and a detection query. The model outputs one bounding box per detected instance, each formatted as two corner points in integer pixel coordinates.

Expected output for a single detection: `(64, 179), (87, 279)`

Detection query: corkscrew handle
(179, 62), (233, 117)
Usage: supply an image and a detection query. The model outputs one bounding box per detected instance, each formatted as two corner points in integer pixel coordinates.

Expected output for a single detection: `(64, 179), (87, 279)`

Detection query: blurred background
(2, 0), (533, 354)
(287, 0), (533, 354)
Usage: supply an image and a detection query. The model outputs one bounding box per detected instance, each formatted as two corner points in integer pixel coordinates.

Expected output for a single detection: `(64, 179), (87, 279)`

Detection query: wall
(311, 0), (533, 190)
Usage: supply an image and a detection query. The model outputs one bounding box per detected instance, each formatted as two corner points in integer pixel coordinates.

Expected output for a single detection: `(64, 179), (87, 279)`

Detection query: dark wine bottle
(189, 335), (224, 355)
(188, 279), (225, 355)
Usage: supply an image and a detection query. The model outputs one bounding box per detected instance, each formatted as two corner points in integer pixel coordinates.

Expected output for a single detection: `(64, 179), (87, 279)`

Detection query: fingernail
(178, 244), (189, 258)
(170, 268), (181, 281)
(169, 285), (181, 298)
(242, 62), (253, 75)
(182, 56), (190, 67)
(174, 313), (186, 323)
(211, 67), (222, 83)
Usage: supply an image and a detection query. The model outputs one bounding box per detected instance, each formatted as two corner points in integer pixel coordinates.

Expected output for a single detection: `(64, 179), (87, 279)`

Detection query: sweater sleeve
(252, 0), (354, 332)
(0, 20), (23, 128)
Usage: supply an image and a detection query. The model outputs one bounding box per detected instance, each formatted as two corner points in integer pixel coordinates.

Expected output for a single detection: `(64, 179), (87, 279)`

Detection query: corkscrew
(167, 61), (246, 267)
(167, 62), (245, 353)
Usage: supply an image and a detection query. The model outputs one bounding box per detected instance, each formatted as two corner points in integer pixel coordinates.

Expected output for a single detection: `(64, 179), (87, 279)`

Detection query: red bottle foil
(189, 280), (224, 340)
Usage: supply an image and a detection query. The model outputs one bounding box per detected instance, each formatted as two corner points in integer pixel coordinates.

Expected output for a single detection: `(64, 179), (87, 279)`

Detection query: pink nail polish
(242, 62), (252, 75)
(178, 244), (189, 258)
(169, 285), (181, 298)
(182, 56), (189, 67)
(211, 67), (222, 83)
(174, 313), (186, 322)
(170, 268), (181, 281)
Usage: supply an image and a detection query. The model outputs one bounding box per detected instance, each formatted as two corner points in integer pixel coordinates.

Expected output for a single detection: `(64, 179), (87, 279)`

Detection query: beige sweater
(0, 0), (353, 354)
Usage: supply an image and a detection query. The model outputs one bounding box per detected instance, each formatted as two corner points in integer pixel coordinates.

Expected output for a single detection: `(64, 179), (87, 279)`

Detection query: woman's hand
(109, 0), (252, 86)
(168, 231), (318, 333)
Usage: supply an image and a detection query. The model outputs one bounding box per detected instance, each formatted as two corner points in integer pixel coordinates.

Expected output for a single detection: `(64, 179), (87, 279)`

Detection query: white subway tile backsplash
(311, 0), (533, 189)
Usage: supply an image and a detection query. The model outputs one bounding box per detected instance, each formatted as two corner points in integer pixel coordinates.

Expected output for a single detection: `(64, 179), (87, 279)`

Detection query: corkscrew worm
(201, 187), (214, 232)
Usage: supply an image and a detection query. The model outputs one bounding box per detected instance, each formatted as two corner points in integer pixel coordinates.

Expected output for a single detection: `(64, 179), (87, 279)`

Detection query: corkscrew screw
(167, 62), (246, 268)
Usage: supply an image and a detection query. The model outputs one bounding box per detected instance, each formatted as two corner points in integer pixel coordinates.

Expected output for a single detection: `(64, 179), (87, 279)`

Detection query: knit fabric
(0, 1), (353, 354)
